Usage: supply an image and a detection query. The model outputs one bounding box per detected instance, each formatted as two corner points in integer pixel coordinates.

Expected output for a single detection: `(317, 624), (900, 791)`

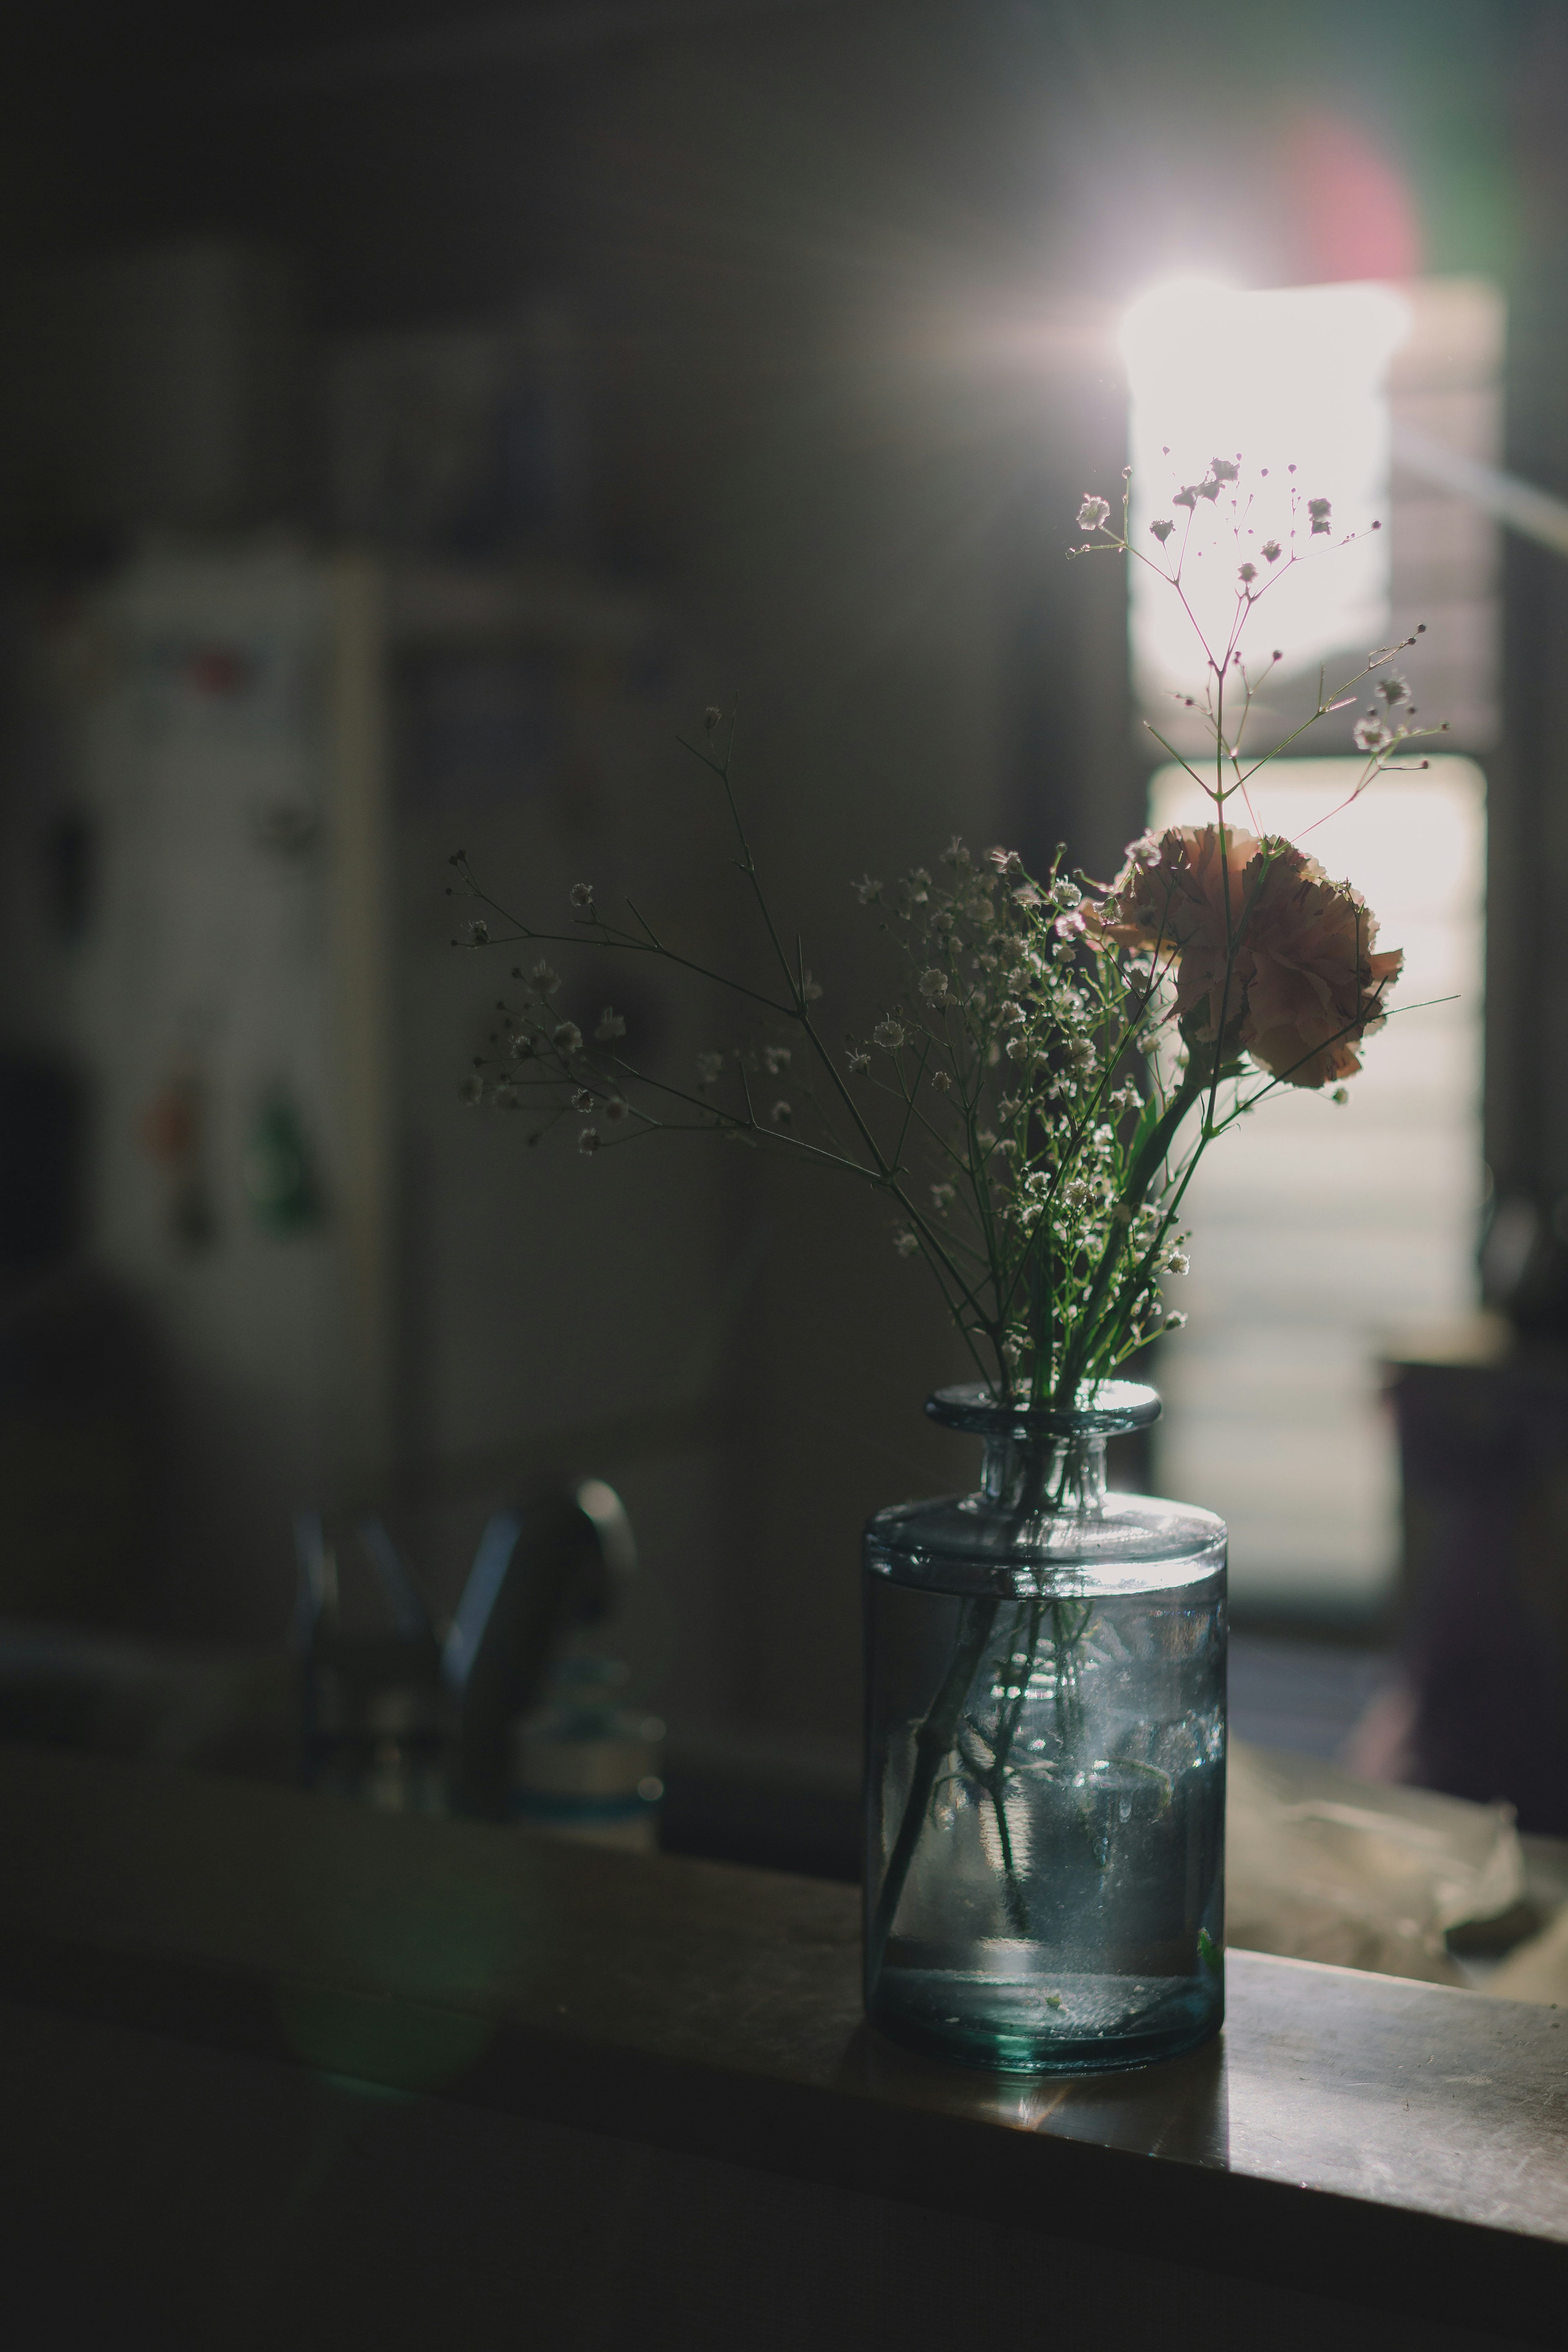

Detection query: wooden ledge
(0, 1742), (1564, 2345)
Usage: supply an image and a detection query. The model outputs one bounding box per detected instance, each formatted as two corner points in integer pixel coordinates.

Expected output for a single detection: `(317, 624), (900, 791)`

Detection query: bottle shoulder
(864, 1487), (1226, 1597)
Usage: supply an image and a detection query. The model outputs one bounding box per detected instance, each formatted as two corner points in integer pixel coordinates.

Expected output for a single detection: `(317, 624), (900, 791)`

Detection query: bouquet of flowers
(452, 457), (1439, 1417)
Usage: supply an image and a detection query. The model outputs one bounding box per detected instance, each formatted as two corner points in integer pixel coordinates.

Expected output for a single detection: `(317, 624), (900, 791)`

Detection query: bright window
(1122, 278), (1410, 737)
(1147, 758), (1486, 1615)
(1121, 276), (1499, 1617)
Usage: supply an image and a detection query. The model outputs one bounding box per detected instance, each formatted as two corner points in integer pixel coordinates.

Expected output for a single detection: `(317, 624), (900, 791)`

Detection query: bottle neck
(982, 1429), (1108, 1517)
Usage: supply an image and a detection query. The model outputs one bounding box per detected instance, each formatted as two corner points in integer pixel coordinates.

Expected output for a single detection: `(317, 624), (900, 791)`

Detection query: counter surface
(0, 1742), (1563, 2343)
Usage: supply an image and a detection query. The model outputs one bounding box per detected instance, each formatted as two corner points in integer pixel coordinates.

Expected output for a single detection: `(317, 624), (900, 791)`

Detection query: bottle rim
(926, 1379), (1161, 1438)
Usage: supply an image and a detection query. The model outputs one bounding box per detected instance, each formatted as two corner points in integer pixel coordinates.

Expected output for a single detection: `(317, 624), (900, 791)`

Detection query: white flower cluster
(839, 835), (1193, 1392)
(449, 447), (1437, 1405)
(459, 955), (635, 1149)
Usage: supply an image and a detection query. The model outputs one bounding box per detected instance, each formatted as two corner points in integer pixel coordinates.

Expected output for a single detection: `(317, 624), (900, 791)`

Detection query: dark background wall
(0, 0), (1552, 1736)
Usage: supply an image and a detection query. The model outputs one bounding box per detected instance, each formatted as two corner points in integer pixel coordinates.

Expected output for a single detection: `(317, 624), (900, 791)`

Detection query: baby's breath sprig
(449, 740), (1217, 1411)
(452, 453), (1422, 1417)
(1071, 463), (1451, 819)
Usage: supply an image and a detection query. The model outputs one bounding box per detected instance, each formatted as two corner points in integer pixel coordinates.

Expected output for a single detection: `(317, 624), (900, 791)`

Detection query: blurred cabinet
(0, 541), (723, 1649)
(1386, 1317), (1568, 1832)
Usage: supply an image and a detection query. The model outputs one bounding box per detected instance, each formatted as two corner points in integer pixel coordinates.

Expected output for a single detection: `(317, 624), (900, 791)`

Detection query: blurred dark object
(660, 1722), (861, 1882)
(0, 1050), (161, 1626)
(442, 1477), (635, 1820)
(323, 307), (586, 555)
(401, 646), (564, 810)
(1481, 1187), (1568, 1340)
(0, 1619), (293, 1778)
(0, 1050), (82, 1269)
(293, 1512), (445, 1811)
(41, 808), (96, 945)
(0, 238), (301, 547)
(293, 1477), (642, 1822)
(1385, 1319), (1568, 1835)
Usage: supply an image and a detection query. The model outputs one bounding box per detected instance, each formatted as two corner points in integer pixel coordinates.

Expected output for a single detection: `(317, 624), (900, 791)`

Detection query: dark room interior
(1, 4), (1567, 2345)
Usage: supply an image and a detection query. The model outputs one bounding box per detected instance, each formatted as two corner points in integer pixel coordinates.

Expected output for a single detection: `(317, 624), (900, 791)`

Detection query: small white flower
(696, 1051), (724, 1087)
(847, 1049), (871, 1075)
(530, 959), (561, 996)
(919, 968), (949, 1003)
(1149, 519), (1174, 545)
(976, 1129), (997, 1152)
(892, 1229), (920, 1258)
(1166, 1250), (1189, 1276)
(1261, 539), (1282, 563)
(573, 1087), (596, 1114)
(569, 882), (594, 910)
(873, 1019), (906, 1051)
(466, 919), (490, 947)
(1238, 562), (1257, 585)
(577, 1128), (600, 1155)
(770, 1098), (792, 1125)
(763, 1045), (792, 1076)
(1308, 496), (1332, 535)
(604, 1096), (629, 1123)
(1077, 494), (1111, 531)
(930, 1069), (953, 1093)
(931, 1182), (954, 1210)
(799, 969), (823, 1002)
(1163, 1310), (1187, 1332)
(1332, 1085), (1350, 1105)
(553, 1022), (583, 1054)
(509, 1032), (536, 1061)
(940, 836), (972, 871)
(594, 1008), (626, 1042)
(1353, 714), (1394, 754)
(494, 1083), (519, 1110)
(852, 875), (883, 904)
(1378, 672), (1410, 706)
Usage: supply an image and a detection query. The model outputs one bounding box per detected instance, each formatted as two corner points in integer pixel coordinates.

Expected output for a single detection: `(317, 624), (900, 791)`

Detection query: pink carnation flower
(1087, 824), (1260, 1042)
(1089, 825), (1403, 1089)
(1241, 843), (1403, 1088)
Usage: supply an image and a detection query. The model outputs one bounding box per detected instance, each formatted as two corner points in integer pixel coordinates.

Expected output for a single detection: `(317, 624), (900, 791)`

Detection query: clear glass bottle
(510, 1651), (666, 1853)
(864, 1381), (1226, 2074)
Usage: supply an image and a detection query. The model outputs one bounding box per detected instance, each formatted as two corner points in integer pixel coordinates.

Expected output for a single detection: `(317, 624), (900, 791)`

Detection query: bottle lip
(925, 1380), (1161, 1438)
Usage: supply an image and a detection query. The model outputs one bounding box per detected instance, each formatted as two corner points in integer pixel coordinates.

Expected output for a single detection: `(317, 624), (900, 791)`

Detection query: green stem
(1054, 1058), (1209, 1405)
(868, 1595), (1000, 1986)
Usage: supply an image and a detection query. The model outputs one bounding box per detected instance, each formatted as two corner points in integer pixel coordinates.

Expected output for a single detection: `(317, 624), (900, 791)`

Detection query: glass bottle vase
(863, 1381), (1226, 2074)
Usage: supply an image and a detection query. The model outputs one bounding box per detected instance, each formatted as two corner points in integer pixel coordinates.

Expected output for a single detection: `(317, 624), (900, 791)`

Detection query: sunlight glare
(1120, 279), (1412, 728)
